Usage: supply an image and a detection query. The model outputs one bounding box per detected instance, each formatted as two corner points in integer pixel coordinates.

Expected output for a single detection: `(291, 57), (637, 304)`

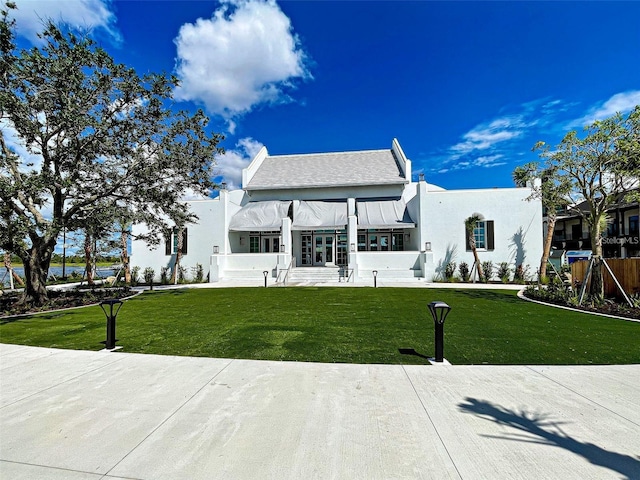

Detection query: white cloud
(570, 90), (640, 128)
(11, 0), (119, 43)
(474, 154), (506, 168)
(215, 137), (264, 189)
(0, 118), (42, 172)
(173, 0), (310, 127)
(450, 115), (525, 156)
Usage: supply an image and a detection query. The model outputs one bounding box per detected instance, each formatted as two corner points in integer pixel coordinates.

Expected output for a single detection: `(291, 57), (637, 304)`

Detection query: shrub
(525, 276), (575, 304)
(481, 261), (493, 283)
(131, 266), (140, 286)
(497, 262), (510, 283)
(459, 262), (470, 282)
(514, 264), (530, 284)
(143, 267), (155, 289)
(444, 262), (457, 282)
(192, 263), (204, 283)
(160, 266), (169, 285)
(178, 265), (187, 283)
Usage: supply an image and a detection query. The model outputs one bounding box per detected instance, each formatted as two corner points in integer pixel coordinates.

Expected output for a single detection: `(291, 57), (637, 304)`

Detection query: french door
(314, 234), (334, 266)
(301, 232), (347, 266)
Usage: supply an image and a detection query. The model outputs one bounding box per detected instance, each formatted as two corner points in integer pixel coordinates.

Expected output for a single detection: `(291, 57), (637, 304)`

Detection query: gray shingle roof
(246, 149), (407, 191)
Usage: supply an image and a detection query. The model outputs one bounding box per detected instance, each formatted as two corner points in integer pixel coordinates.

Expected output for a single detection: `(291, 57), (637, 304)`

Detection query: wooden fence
(571, 258), (640, 299)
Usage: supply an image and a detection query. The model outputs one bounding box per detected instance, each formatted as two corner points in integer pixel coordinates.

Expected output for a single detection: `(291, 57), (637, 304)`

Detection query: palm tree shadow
(458, 397), (640, 479)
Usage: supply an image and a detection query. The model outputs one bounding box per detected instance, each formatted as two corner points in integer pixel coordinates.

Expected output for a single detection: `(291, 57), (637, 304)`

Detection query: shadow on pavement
(458, 397), (640, 480)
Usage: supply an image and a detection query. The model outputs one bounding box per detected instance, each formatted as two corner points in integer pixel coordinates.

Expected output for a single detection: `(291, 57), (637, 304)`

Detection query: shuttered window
(165, 228), (188, 255)
(465, 221), (494, 251)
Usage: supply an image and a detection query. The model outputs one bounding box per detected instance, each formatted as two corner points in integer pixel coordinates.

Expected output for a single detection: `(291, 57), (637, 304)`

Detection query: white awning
(357, 199), (415, 229)
(229, 201), (291, 231)
(292, 201), (347, 230)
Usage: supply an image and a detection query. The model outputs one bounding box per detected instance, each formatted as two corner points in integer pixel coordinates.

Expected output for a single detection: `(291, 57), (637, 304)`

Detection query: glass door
(313, 234), (335, 266)
(301, 234), (312, 265)
(336, 234), (348, 266)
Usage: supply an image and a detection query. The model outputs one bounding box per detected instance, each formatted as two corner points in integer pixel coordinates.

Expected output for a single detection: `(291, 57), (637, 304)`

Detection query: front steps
(285, 266), (349, 285)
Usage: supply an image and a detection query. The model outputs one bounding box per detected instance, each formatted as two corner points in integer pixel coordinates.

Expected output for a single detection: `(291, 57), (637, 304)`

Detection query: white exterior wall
(131, 190), (244, 281)
(130, 182), (543, 283)
(421, 187), (543, 281)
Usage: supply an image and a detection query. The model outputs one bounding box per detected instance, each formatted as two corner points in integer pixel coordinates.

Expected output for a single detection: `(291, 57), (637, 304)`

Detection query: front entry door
(313, 234), (334, 266)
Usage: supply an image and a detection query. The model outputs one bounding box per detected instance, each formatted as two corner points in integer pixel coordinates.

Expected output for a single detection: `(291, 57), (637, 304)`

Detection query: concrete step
(287, 267), (348, 284)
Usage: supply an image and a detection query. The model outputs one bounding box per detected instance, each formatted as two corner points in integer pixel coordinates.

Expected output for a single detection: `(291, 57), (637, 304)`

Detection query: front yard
(1, 287), (638, 365)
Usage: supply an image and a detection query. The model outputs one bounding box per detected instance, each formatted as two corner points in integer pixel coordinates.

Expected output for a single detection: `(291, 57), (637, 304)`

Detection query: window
(630, 215), (639, 235)
(356, 230), (406, 251)
(392, 233), (404, 251)
(248, 232), (280, 253)
(165, 228), (188, 255)
(466, 221), (494, 251)
(249, 236), (260, 253)
(357, 233), (366, 251)
(474, 222), (486, 249)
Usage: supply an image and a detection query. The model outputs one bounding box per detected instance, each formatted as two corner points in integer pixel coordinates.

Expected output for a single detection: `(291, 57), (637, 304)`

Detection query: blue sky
(9, 0), (640, 191)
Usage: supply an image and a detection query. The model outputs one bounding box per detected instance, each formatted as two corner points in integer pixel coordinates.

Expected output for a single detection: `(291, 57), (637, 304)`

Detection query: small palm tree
(465, 214), (484, 282)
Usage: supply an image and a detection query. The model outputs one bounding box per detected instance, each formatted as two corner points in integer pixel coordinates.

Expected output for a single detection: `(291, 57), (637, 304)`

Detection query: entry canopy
(229, 201), (291, 231)
(357, 199), (415, 229)
(292, 201), (348, 230)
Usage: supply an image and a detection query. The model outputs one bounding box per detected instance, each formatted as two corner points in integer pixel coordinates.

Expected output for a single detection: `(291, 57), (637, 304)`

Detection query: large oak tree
(1, 6), (223, 305)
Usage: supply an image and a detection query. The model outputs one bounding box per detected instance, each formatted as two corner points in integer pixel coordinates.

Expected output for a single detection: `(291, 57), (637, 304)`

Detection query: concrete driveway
(1, 344), (639, 479)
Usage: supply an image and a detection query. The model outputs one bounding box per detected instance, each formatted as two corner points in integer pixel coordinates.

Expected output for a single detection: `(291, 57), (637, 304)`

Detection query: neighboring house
(132, 139), (543, 283)
(549, 194), (640, 259)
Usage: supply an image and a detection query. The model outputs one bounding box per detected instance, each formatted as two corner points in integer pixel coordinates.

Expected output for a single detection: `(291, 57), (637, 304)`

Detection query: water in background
(2, 266), (119, 288)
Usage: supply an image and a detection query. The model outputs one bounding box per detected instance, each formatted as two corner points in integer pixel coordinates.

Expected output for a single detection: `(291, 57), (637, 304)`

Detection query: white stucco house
(131, 139), (543, 284)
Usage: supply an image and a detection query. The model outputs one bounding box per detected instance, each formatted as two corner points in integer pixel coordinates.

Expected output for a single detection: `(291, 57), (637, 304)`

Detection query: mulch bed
(522, 291), (640, 320)
(1, 288), (133, 317)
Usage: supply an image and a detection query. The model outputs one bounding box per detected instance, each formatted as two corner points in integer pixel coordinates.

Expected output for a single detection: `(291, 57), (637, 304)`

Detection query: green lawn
(1, 288), (638, 365)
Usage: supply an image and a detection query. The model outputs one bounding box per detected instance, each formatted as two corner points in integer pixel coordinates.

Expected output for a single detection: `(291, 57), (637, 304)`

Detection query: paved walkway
(1, 344), (639, 479)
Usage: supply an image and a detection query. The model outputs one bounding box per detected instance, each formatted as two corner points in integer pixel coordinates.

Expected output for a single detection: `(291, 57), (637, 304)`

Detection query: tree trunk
(18, 238), (55, 306)
(4, 252), (24, 287)
(539, 215), (556, 280)
(589, 220), (605, 300)
(471, 246), (484, 281)
(120, 231), (131, 284)
(84, 233), (94, 285)
(171, 228), (184, 284)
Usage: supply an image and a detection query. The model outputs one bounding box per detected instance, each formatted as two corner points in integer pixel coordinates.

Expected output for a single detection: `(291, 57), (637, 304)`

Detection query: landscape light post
(428, 301), (451, 362)
(263, 270), (269, 288)
(372, 270), (378, 288)
(100, 299), (123, 350)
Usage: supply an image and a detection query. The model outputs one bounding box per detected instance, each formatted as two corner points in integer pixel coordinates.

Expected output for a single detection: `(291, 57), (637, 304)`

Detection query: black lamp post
(428, 301), (451, 362)
(372, 270), (378, 288)
(263, 270), (269, 288)
(100, 299), (123, 350)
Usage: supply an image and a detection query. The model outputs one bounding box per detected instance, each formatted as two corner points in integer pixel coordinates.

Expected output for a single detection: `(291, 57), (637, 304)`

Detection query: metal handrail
(277, 258), (294, 286)
(339, 266), (354, 283)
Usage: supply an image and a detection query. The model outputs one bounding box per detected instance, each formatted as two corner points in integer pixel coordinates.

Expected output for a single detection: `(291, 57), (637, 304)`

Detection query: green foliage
(0, 14), (224, 305)
(531, 107), (640, 297)
(192, 263), (204, 283)
(143, 267), (155, 285)
(459, 262), (470, 282)
(177, 265), (187, 284)
(525, 277), (574, 304)
(481, 261), (493, 283)
(160, 267), (169, 285)
(130, 266), (140, 286)
(444, 262), (457, 281)
(513, 264), (529, 284)
(497, 262), (511, 283)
